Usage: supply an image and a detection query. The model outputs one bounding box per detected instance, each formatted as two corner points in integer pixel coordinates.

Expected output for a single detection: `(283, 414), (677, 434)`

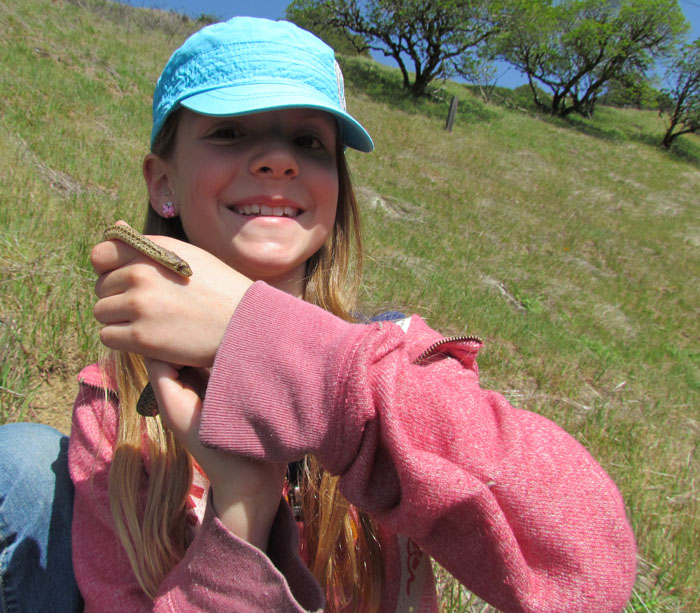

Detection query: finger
(94, 273), (162, 325)
(97, 322), (140, 353)
(98, 320), (173, 359)
(145, 360), (204, 438)
(94, 293), (133, 325)
(92, 239), (163, 277)
(91, 239), (137, 276)
(94, 270), (124, 300)
(94, 262), (153, 300)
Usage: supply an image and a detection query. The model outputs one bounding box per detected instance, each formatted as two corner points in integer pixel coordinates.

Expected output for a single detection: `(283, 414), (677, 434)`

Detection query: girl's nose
(250, 140), (299, 179)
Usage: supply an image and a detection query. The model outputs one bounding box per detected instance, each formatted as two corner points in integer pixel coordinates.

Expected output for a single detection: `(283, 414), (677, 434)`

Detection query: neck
(257, 268), (305, 299)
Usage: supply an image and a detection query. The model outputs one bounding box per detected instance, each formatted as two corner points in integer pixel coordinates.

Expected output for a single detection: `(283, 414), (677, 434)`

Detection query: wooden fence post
(445, 96), (458, 132)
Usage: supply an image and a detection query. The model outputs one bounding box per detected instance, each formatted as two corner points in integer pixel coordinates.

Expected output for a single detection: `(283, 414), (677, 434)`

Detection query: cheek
(314, 196), (338, 250)
(176, 158), (235, 214)
(173, 166), (222, 247)
(185, 159), (223, 195)
(313, 164), (340, 225)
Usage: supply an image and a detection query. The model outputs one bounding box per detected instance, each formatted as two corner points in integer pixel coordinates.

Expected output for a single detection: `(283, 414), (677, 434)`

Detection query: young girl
(67, 16), (637, 612)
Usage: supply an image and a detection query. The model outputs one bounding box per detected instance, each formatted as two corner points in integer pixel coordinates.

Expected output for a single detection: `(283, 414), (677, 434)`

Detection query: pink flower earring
(161, 201), (176, 218)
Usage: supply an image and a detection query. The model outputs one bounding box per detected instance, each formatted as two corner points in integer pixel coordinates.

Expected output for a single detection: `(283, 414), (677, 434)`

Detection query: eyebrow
(290, 109), (336, 123)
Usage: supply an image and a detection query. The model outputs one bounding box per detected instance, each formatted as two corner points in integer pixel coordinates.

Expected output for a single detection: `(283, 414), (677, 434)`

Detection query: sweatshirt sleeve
(200, 282), (637, 613)
(68, 365), (324, 612)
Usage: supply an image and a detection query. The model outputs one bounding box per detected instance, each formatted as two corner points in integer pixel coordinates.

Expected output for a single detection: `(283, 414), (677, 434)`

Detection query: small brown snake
(103, 223), (193, 277)
(103, 223), (193, 416)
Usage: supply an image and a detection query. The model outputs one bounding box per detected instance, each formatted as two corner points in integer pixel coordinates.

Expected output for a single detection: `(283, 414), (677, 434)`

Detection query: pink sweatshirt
(69, 281), (636, 612)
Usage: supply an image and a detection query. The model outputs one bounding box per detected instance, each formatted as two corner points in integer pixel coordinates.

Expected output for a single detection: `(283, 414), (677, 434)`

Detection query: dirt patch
(356, 186), (422, 220)
(24, 374), (77, 435)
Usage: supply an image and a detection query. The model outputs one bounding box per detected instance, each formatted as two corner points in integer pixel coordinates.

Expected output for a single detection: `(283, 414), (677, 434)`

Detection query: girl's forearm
(209, 461), (287, 551)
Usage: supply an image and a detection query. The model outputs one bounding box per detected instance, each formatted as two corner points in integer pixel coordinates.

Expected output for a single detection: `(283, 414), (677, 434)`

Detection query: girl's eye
(294, 134), (325, 150)
(209, 127), (243, 141)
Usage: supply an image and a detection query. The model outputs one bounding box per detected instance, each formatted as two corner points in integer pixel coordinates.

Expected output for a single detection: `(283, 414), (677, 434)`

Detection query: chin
(237, 257), (307, 284)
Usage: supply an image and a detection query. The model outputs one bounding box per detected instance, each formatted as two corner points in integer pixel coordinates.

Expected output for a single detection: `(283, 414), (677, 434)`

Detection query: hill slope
(1, 0), (698, 609)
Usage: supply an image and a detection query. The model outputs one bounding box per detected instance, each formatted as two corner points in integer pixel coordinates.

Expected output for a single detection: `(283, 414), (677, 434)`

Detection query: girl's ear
(143, 153), (175, 217)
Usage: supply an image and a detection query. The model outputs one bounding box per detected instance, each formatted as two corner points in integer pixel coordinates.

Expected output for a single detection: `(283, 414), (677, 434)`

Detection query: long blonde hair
(106, 109), (383, 610)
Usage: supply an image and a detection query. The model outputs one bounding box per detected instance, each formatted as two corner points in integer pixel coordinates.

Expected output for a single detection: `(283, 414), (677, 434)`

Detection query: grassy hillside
(1, 0), (698, 610)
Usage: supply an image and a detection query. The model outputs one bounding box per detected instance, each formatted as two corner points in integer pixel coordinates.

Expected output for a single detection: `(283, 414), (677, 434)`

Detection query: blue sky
(117, 0), (700, 88)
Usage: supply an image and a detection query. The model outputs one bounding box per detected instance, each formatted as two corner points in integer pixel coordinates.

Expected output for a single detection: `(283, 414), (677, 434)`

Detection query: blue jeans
(0, 422), (82, 612)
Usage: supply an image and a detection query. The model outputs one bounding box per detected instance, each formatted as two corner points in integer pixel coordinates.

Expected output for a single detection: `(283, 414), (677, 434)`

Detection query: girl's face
(154, 108), (339, 295)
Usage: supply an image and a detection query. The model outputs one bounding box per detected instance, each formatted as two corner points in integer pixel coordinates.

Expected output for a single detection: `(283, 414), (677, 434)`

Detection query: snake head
(174, 260), (193, 277)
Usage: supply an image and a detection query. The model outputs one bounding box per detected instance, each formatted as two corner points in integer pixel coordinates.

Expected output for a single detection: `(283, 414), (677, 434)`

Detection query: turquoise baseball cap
(151, 16), (373, 152)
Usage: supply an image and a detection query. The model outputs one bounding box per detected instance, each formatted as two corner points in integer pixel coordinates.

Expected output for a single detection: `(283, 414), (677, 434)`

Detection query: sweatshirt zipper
(413, 335), (483, 364)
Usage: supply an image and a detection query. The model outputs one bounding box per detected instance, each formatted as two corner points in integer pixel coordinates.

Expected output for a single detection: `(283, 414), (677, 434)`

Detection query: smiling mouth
(232, 204), (301, 218)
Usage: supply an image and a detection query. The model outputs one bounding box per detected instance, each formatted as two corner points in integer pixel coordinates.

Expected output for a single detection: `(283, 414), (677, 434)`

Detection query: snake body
(103, 223), (193, 416)
(103, 223), (193, 277)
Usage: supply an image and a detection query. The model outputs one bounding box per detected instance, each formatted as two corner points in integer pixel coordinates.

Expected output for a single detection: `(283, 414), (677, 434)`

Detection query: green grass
(1, 1), (699, 610)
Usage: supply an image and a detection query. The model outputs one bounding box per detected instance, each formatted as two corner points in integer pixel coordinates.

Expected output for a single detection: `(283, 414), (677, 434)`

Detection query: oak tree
(288, 0), (497, 98)
(495, 0), (688, 117)
(661, 39), (700, 148)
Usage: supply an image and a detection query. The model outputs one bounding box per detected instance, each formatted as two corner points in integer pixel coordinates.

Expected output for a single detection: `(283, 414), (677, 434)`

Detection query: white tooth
(250, 204), (260, 214)
(284, 206), (296, 217)
(241, 205), (251, 215)
(260, 205), (272, 215)
(272, 207), (284, 216)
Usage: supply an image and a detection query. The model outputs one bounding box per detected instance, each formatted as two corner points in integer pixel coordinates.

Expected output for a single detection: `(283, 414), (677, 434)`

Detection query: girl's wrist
(211, 489), (281, 551)
(208, 461), (287, 551)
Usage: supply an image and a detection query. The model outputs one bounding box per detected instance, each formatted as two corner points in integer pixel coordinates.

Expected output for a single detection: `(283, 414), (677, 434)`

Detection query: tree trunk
(661, 129), (675, 149)
(662, 100), (685, 149)
(391, 53), (411, 91)
(410, 72), (432, 97)
(527, 76), (546, 112)
(551, 91), (566, 116)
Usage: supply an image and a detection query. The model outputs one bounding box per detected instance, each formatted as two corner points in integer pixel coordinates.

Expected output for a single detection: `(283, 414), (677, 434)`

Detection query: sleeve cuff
(159, 496), (324, 611)
(199, 281), (369, 470)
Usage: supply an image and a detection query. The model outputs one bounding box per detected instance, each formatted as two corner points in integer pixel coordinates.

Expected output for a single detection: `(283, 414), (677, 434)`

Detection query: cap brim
(179, 84), (374, 153)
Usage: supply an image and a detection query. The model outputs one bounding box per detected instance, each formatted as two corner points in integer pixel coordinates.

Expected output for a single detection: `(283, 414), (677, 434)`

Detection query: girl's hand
(92, 234), (253, 367)
(145, 359), (286, 550)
